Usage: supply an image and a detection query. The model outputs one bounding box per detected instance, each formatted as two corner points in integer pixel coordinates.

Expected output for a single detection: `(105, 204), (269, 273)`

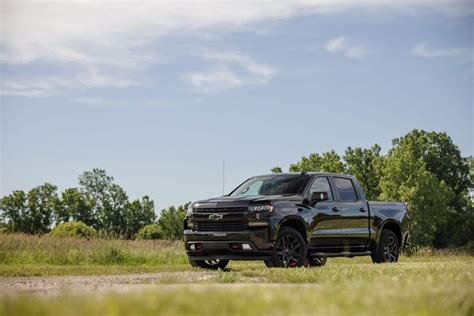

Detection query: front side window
(309, 177), (333, 201)
(230, 175), (311, 197)
(333, 177), (358, 201)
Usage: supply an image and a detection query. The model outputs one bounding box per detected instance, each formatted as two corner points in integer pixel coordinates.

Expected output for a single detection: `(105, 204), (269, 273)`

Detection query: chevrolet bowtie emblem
(208, 214), (223, 220)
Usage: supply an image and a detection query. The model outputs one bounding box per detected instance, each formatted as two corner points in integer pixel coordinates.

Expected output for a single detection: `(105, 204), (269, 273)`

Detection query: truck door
(308, 176), (342, 248)
(331, 177), (370, 249)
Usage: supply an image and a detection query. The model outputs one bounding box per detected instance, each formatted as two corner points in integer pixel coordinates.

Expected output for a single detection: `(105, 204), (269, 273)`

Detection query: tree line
(0, 168), (189, 240)
(1, 129), (472, 248)
(272, 129), (473, 248)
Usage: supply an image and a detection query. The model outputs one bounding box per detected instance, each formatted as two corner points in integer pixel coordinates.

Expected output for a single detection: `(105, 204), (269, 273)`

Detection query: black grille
(194, 207), (247, 213)
(194, 221), (248, 232)
(193, 212), (245, 220)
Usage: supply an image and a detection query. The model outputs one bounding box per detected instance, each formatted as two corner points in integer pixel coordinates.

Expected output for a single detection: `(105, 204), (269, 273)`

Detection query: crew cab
(184, 172), (409, 269)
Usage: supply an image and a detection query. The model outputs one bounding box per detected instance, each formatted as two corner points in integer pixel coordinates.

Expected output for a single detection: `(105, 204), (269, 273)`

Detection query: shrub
(136, 224), (162, 240)
(50, 221), (97, 238)
(0, 224), (9, 234)
(461, 241), (474, 254)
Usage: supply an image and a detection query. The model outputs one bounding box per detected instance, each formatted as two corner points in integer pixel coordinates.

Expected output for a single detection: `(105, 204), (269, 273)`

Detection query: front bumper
(183, 228), (275, 261)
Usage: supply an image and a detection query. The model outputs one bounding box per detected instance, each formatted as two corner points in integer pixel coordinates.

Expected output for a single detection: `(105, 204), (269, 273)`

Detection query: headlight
(248, 205), (273, 212)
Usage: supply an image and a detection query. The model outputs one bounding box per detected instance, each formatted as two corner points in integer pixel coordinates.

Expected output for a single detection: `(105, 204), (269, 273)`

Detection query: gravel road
(0, 272), (218, 296)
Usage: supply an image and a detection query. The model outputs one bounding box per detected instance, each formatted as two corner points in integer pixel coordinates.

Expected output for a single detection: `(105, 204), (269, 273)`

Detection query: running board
(309, 251), (371, 258)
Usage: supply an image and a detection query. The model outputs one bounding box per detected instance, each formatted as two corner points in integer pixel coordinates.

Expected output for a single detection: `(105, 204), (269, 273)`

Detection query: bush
(0, 225), (9, 234)
(461, 241), (474, 254)
(136, 224), (162, 240)
(50, 221), (97, 238)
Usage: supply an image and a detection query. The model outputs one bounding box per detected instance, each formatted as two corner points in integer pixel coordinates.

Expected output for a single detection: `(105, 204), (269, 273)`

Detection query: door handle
(332, 207), (340, 212)
(359, 208), (367, 212)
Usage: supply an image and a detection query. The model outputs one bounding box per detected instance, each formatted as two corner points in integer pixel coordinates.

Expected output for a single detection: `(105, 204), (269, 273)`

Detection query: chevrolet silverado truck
(184, 172), (409, 269)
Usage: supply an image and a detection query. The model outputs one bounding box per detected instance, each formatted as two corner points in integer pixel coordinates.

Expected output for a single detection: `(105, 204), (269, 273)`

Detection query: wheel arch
(276, 216), (309, 243)
(378, 220), (402, 246)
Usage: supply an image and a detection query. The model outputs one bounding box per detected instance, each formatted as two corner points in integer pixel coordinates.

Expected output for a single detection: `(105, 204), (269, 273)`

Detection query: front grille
(194, 221), (248, 232)
(193, 212), (245, 220)
(194, 207), (247, 213)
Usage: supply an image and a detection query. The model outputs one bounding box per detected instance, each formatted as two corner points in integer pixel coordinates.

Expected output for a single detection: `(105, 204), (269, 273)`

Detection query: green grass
(0, 233), (187, 268)
(1, 260), (473, 316)
(0, 234), (473, 315)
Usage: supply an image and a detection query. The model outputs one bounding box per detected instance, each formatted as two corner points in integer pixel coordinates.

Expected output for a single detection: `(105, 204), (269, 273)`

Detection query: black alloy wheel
(268, 227), (307, 268)
(371, 229), (399, 263)
(383, 235), (399, 262)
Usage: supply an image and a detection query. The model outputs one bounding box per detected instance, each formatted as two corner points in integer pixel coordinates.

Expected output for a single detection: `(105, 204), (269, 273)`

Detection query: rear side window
(309, 177), (333, 201)
(333, 177), (358, 201)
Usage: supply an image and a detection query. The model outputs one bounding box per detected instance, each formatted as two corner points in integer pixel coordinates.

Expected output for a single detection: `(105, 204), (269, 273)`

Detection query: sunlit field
(0, 234), (473, 315)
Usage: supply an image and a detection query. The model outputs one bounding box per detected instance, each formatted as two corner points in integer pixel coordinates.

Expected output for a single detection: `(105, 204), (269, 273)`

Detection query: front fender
(269, 214), (311, 242)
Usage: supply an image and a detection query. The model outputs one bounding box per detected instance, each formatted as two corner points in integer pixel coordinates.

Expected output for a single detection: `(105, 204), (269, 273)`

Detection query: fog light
(189, 244), (195, 251)
(242, 243), (252, 250)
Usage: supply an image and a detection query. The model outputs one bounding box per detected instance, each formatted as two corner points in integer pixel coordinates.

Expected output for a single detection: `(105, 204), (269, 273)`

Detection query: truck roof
(255, 172), (357, 179)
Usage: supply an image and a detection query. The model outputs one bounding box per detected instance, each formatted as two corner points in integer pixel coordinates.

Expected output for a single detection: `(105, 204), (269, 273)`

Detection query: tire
(268, 227), (308, 268)
(264, 260), (274, 268)
(371, 230), (399, 263)
(308, 256), (327, 267)
(189, 259), (229, 270)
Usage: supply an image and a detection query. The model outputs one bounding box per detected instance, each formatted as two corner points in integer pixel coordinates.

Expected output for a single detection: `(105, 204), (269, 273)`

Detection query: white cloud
(345, 46), (368, 59)
(2, 0), (471, 68)
(412, 42), (473, 61)
(0, 69), (140, 97)
(185, 52), (276, 93)
(197, 52), (275, 81)
(325, 36), (368, 59)
(1, 0), (472, 97)
(71, 97), (105, 105)
(0, 81), (61, 97)
(325, 37), (346, 52)
(186, 69), (244, 93)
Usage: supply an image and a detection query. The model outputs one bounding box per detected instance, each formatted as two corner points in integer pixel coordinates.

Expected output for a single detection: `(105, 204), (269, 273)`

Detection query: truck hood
(192, 194), (303, 209)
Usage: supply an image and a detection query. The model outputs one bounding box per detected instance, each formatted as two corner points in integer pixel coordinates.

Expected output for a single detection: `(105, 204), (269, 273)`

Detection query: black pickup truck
(184, 172), (409, 269)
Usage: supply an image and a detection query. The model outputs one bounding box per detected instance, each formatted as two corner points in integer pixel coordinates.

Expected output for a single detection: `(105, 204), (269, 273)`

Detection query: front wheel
(371, 230), (399, 263)
(189, 259), (229, 270)
(267, 227), (307, 268)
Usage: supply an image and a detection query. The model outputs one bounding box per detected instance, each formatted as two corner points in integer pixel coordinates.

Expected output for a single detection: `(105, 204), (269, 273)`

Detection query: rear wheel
(189, 259), (229, 270)
(371, 230), (399, 263)
(268, 227), (307, 268)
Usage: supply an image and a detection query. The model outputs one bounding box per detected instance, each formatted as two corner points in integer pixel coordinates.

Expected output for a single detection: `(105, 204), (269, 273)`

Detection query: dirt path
(0, 272), (219, 296)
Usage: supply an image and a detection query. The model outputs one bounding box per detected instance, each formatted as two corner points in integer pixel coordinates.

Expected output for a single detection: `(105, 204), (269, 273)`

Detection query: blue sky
(1, 1), (473, 210)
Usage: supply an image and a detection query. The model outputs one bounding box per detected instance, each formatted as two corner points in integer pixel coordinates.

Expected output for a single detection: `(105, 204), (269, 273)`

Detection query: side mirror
(310, 191), (329, 205)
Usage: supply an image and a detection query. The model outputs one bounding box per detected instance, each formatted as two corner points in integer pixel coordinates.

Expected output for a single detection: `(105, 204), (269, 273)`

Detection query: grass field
(0, 234), (473, 315)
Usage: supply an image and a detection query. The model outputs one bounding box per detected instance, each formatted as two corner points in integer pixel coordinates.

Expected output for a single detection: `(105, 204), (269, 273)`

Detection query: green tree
(468, 156), (474, 200)
(99, 183), (129, 235)
(0, 190), (29, 233)
(289, 150), (345, 173)
(158, 202), (191, 240)
(55, 188), (94, 226)
(344, 145), (385, 200)
(271, 166), (283, 173)
(124, 196), (156, 238)
(78, 168), (114, 229)
(388, 130), (471, 246)
(380, 132), (455, 247)
(25, 183), (59, 233)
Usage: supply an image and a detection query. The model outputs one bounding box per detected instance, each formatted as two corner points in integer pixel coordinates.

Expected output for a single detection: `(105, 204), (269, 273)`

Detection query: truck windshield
(230, 175), (311, 197)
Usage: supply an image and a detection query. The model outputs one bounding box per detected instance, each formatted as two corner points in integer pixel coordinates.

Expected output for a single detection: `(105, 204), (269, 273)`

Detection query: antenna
(222, 160), (225, 195)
